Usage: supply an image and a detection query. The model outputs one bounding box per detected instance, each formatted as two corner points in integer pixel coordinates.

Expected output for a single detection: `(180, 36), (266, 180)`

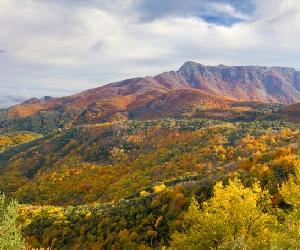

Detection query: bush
(0, 194), (24, 250)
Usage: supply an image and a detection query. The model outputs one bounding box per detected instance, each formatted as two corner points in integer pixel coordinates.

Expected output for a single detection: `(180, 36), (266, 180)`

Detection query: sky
(1, 0), (300, 107)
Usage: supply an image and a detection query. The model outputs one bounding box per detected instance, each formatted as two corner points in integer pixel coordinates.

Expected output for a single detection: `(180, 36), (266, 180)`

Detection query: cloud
(0, 83), (37, 108)
(208, 3), (249, 20)
(1, 0), (300, 108)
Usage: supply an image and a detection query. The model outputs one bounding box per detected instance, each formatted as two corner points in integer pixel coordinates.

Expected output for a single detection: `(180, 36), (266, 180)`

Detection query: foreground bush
(0, 194), (24, 250)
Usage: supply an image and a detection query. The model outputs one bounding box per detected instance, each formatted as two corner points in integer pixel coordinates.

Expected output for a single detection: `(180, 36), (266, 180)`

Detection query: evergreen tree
(0, 194), (24, 250)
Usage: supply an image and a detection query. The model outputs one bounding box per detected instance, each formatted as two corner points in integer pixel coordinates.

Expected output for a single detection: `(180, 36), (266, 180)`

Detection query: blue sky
(1, 0), (300, 107)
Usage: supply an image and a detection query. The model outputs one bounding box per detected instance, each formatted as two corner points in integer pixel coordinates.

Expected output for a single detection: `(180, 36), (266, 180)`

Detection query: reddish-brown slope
(7, 72), (191, 119)
(128, 89), (234, 120)
(7, 61), (300, 122)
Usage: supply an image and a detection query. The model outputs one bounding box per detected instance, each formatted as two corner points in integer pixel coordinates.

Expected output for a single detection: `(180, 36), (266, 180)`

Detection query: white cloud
(1, 0), (300, 107)
(208, 2), (249, 20)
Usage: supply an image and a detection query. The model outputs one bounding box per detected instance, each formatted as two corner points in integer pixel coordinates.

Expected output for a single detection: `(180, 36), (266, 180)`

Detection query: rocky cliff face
(177, 61), (300, 104)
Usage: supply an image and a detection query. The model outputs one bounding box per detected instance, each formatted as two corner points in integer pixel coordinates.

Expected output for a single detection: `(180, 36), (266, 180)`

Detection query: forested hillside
(1, 62), (300, 249)
(0, 117), (299, 249)
(0, 132), (41, 152)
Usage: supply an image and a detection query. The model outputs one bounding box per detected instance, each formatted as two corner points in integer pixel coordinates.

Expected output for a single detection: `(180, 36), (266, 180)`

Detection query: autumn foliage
(0, 118), (300, 248)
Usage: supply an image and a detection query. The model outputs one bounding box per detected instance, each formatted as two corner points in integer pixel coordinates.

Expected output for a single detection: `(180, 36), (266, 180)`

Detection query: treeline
(0, 101), (288, 135)
(0, 111), (78, 134)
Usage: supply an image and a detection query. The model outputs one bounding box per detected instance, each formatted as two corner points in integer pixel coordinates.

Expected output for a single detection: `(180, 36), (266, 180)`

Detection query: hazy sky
(1, 0), (300, 107)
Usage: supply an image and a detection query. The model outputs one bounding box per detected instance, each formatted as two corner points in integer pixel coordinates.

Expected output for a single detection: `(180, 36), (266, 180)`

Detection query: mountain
(4, 71), (227, 120)
(2, 61), (300, 134)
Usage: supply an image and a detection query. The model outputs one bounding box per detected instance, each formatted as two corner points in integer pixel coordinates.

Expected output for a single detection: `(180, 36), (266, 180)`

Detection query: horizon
(1, 0), (300, 107)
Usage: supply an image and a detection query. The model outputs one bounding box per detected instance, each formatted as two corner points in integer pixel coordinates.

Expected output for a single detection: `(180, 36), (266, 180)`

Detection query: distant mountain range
(2, 61), (300, 133)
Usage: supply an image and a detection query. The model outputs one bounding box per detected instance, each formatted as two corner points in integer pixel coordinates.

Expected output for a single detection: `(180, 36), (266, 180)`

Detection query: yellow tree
(170, 179), (278, 250)
(278, 167), (300, 249)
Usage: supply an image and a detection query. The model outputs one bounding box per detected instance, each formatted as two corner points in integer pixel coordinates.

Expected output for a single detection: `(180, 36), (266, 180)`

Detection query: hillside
(1, 62), (300, 249)
(0, 119), (298, 205)
(0, 119), (298, 248)
(0, 132), (41, 152)
(279, 102), (300, 123)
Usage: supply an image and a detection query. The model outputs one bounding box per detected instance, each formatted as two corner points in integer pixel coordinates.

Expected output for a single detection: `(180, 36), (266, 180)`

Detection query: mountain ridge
(3, 61), (300, 129)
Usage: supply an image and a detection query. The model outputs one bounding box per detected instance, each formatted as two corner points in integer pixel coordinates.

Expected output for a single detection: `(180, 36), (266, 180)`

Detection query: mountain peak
(177, 61), (206, 76)
(179, 61), (203, 70)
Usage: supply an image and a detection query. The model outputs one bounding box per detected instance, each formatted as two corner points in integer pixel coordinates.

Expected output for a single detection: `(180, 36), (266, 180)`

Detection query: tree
(281, 167), (300, 209)
(0, 194), (24, 250)
(278, 167), (300, 249)
(170, 179), (278, 249)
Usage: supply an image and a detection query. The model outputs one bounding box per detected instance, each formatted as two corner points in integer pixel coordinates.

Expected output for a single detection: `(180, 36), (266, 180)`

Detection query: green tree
(0, 194), (24, 250)
(170, 179), (278, 250)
